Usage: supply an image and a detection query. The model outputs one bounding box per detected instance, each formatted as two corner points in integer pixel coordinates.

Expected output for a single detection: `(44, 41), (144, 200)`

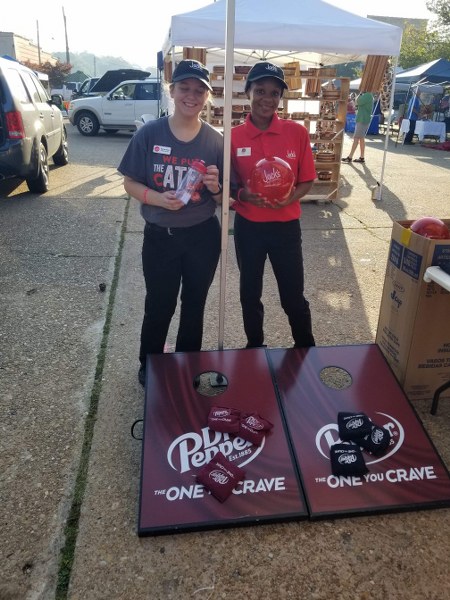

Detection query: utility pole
(36, 20), (41, 65)
(62, 6), (70, 64)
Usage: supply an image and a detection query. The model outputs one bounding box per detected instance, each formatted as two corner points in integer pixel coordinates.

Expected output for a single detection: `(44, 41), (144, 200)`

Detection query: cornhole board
(138, 348), (307, 536)
(268, 344), (450, 519)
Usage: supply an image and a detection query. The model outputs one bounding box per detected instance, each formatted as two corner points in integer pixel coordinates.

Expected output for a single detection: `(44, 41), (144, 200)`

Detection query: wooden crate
(285, 76), (302, 90)
(283, 61), (300, 76)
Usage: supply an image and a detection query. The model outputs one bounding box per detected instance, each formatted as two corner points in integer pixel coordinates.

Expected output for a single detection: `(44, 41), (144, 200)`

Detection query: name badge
(237, 147), (252, 157)
(153, 145), (171, 155)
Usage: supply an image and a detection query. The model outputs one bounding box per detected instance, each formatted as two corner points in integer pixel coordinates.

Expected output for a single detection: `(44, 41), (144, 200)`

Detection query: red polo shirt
(231, 113), (316, 222)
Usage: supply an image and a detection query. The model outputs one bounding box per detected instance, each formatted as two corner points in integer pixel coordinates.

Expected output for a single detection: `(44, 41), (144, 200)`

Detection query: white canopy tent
(164, 0), (403, 348)
(164, 0), (402, 64)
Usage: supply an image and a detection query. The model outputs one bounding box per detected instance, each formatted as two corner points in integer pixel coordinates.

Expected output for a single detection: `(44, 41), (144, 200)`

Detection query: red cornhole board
(268, 344), (450, 519)
(138, 348), (307, 536)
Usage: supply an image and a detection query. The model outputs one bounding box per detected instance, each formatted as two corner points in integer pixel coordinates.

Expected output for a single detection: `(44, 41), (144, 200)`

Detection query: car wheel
(53, 125), (69, 165)
(76, 111), (100, 136)
(26, 142), (49, 193)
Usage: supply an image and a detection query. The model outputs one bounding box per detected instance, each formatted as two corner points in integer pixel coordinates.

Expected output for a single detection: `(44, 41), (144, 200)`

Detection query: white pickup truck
(50, 81), (81, 102)
(67, 78), (171, 136)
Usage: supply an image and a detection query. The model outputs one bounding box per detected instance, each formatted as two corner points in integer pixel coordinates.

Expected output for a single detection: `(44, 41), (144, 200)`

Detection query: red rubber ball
(410, 217), (450, 240)
(249, 156), (295, 203)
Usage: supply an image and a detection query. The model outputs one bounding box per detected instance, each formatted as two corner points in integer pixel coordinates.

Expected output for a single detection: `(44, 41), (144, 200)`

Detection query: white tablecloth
(400, 119), (446, 142)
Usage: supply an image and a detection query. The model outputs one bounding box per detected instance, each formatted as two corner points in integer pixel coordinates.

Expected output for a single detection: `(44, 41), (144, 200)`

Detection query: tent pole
(395, 80), (414, 147)
(377, 56), (399, 201)
(218, 0), (236, 350)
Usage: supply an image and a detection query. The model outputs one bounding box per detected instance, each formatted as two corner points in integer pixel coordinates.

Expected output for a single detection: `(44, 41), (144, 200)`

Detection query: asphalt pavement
(1, 123), (449, 600)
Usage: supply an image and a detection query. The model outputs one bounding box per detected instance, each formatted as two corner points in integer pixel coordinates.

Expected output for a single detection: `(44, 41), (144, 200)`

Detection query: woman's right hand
(247, 193), (272, 208)
(158, 190), (185, 210)
(239, 186), (271, 208)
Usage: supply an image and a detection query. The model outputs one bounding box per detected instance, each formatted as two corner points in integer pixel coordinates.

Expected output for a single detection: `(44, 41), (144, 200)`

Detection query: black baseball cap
(172, 60), (212, 91)
(245, 62), (288, 93)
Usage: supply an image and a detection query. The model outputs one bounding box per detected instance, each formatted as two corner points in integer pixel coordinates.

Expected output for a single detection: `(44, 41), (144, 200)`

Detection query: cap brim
(172, 74), (212, 91)
(248, 74), (288, 90)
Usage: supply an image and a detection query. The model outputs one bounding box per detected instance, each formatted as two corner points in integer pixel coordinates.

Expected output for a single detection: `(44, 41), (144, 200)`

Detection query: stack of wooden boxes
(282, 62), (302, 91)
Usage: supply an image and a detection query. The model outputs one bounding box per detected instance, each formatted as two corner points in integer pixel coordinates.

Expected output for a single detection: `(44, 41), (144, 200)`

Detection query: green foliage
(399, 23), (447, 68)
(426, 0), (450, 26)
(332, 61), (364, 78)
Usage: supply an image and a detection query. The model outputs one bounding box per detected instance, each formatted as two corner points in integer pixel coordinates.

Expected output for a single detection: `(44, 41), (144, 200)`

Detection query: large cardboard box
(376, 220), (450, 401)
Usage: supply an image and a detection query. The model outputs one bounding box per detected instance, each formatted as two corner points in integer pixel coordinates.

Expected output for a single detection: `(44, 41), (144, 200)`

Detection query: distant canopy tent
(394, 58), (450, 85)
(163, 0), (402, 348)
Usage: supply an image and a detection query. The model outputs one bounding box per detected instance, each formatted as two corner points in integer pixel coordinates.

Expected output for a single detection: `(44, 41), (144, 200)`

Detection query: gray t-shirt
(118, 117), (223, 228)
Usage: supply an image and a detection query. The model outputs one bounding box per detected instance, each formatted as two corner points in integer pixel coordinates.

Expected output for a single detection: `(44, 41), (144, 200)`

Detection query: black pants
(233, 213), (315, 348)
(404, 119), (417, 143)
(139, 216), (221, 362)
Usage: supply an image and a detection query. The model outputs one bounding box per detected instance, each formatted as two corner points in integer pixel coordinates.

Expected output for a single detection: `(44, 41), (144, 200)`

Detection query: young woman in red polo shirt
(231, 62), (316, 349)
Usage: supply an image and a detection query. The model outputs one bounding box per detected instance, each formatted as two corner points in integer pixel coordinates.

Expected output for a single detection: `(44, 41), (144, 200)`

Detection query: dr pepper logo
(315, 412), (404, 466)
(167, 427), (265, 473)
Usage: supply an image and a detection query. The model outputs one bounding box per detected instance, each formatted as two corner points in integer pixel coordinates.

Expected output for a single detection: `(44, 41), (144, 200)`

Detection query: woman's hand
(203, 165), (221, 195)
(238, 184), (270, 207)
(123, 176), (184, 210)
(240, 187), (286, 209)
(158, 190), (185, 210)
(269, 194), (297, 209)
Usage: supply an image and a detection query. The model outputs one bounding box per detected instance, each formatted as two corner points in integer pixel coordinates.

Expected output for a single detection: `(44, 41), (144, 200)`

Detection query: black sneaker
(138, 365), (146, 388)
(341, 156), (352, 163)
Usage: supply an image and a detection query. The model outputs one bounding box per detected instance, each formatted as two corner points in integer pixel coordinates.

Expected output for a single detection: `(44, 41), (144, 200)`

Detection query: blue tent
(395, 58), (450, 85)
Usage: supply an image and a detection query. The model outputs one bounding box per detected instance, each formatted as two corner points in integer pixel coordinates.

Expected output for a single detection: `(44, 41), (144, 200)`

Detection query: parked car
(0, 56), (69, 193)
(71, 77), (100, 99)
(68, 78), (171, 136)
(50, 81), (81, 102)
(71, 69), (150, 100)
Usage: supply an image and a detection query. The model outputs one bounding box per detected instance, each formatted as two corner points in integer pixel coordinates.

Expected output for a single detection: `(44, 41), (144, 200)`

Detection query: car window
(135, 82), (159, 101)
(4, 67), (32, 104)
(111, 83), (136, 100)
(22, 71), (49, 103)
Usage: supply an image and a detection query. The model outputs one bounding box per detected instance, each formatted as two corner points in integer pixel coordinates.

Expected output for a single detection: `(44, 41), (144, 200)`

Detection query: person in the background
(347, 93), (356, 114)
(230, 62), (316, 350)
(404, 92), (421, 145)
(118, 60), (223, 387)
(342, 90), (374, 163)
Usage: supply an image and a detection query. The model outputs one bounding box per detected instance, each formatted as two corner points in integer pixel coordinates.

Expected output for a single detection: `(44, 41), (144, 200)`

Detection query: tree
(426, 0), (450, 27)
(399, 23), (447, 69)
(22, 60), (73, 88)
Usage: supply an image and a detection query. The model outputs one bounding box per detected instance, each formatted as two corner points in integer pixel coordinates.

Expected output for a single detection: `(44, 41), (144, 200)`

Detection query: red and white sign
(138, 349), (307, 536)
(269, 345), (450, 517)
(138, 345), (450, 536)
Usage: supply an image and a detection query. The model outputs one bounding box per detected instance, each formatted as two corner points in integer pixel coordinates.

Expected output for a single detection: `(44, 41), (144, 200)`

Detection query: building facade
(0, 32), (57, 65)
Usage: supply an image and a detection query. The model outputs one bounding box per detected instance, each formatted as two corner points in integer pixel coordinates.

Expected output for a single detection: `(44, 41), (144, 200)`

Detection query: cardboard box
(376, 220), (450, 401)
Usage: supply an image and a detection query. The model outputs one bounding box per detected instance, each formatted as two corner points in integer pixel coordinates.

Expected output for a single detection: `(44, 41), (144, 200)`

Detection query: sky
(2, 0), (435, 69)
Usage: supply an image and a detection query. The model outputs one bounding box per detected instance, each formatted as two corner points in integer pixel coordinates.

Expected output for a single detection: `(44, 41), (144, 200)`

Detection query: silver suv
(0, 56), (68, 193)
(68, 78), (170, 136)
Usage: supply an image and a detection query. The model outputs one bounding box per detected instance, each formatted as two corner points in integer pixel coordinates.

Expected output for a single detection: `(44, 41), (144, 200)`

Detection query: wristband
(237, 187), (244, 202)
(143, 188), (149, 204)
(210, 184), (222, 196)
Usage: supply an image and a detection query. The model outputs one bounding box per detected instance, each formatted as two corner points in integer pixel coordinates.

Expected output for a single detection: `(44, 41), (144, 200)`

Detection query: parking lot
(1, 123), (449, 599)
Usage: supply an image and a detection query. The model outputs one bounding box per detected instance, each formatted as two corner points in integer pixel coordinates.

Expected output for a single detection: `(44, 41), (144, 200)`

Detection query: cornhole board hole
(138, 348), (307, 536)
(269, 344), (450, 519)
